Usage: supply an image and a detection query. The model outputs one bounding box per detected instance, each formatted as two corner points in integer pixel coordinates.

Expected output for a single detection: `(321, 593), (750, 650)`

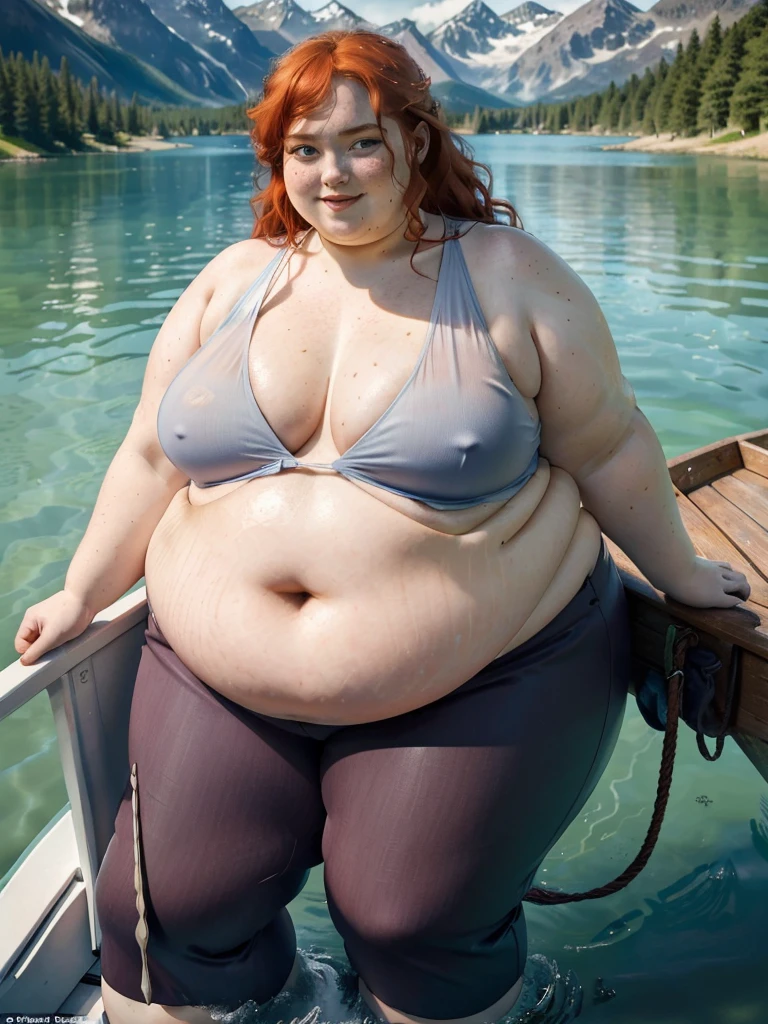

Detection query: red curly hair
(246, 30), (522, 252)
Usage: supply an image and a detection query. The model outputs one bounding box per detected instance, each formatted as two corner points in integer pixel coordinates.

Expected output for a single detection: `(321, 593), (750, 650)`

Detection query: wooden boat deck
(606, 429), (768, 781)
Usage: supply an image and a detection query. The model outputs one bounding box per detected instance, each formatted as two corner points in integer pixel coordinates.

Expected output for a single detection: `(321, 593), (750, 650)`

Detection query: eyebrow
(284, 122), (384, 142)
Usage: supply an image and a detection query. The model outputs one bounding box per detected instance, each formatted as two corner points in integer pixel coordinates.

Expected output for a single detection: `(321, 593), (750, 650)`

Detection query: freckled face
(282, 77), (428, 247)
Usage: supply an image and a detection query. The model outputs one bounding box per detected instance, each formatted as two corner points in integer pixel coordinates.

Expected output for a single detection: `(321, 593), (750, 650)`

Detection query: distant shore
(0, 133), (193, 161)
(601, 129), (768, 161)
(5, 127), (767, 162)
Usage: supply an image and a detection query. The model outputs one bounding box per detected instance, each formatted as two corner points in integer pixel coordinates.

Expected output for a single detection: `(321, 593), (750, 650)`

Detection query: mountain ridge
(11, 0), (763, 109)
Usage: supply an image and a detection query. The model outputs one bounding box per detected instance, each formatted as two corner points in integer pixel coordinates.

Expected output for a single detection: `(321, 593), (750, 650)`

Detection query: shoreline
(601, 129), (768, 160)
(5, 128), (767, 161)
(0, 133), (193, 161)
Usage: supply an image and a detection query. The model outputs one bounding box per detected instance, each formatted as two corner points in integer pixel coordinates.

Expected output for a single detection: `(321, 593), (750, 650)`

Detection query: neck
(302, 210), (446, 268)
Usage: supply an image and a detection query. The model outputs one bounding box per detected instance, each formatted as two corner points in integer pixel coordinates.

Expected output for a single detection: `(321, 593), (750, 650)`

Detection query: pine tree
(699, 15), (724, 75)
(699, 22), (747, 133)
(110, 91), (123, 134)
(0, 49), (14, 137)
(127, 91), (140, 135)
(669, 30), (705, 135)
(38, 56), (59, 146)
(729, 25), (768, 131)
(13, 55), (33, 139)
(57, 56), (77, 147)
(656, 43), (685, 132)
(86, 77), (100, 135)
(97, 94), (115, 142)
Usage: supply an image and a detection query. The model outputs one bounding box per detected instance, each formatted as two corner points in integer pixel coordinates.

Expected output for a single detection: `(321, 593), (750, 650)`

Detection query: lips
(321, 195), (362, 209)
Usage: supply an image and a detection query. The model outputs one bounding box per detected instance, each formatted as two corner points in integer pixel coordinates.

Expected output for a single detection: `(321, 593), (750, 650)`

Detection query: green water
(0, 135), (767, 1022)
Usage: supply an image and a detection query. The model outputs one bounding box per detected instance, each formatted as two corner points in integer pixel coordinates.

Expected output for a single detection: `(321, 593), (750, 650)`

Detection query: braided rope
(523, 627), (699, 906)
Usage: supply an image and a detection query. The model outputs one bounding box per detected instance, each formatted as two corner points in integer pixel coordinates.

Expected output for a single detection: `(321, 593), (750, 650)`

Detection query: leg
(101, 953), (303, 1024)
(321, 545), (629, 1022)
(95, 615), (325, 1014)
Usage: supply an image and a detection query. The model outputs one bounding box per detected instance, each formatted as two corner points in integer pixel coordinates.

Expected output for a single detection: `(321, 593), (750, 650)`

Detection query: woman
(15, 30), (749, 1024)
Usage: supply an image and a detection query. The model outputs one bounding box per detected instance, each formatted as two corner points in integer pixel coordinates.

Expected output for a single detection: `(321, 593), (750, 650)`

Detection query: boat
(605, 428), (768, 783)
(0, 427), (766, 1013)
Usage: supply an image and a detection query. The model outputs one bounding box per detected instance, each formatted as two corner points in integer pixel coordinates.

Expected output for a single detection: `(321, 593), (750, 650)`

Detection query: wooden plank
(734, 734), (768, 784)
(688, 485), (768, 580)
(740, 440), (768, 480)
(613, 582), (768, 742)
(712, 474), (768, 531)
(734, 650), (768, 741)
(668, 440), (742, 494)
(608, 548), (768, 661)
(670, 487), (768, 606)
(733, 468), (768, 492)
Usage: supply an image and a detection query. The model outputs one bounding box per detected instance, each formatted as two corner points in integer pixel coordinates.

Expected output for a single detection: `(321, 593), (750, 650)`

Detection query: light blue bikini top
(157, 217), (541, 510)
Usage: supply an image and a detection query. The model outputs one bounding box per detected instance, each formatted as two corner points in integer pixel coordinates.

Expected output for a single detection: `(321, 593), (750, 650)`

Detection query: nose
(321, 150), (350, 189)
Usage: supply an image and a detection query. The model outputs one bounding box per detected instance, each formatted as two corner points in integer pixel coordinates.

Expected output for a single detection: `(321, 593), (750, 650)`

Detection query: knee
(325, 871), (444, 950)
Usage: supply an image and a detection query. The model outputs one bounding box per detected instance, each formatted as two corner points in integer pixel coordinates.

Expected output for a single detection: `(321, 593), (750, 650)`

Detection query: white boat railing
(0, 588), (148, 1011)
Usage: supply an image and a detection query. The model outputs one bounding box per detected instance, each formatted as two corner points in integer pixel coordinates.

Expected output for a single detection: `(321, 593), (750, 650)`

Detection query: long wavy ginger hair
(247, 30), (522, 250)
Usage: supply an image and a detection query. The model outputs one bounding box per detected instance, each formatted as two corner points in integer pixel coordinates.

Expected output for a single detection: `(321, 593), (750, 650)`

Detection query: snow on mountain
(232, 0), (317, 44)
(495, 0), (758, 102)
(34, 0), (245, 101)
(501, 1), (561, 33)
(144, 0), (274, 96)
(379, 17), (465, 85)
(426, 0), (563, 91)
(309, 0), (374, 31)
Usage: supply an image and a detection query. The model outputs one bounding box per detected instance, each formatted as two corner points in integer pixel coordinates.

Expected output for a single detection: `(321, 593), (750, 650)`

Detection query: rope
(523, 627), (699, 906)
(697, 645), (740, 761)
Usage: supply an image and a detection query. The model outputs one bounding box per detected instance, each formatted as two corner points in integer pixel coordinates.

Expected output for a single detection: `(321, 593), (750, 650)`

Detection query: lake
(0, 133), (766, 1022)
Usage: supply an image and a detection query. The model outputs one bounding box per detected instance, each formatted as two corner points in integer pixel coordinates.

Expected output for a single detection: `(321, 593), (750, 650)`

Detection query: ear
(413, 120), (430, 164)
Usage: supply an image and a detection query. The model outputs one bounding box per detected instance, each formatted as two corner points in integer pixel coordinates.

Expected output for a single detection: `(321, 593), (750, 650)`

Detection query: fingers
(15, 621), (40, 654)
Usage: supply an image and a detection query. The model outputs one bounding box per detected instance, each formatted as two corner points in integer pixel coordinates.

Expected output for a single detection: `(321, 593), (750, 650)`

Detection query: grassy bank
(602, 128), (768, 160)
(0, 132), (192, 160)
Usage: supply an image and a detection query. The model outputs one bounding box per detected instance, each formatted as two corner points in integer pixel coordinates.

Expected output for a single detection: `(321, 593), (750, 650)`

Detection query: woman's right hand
(15, 591), (95, 666)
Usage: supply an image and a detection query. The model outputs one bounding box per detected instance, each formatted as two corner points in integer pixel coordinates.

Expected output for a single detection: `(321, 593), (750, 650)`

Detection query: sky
(224, 0), (656, 34)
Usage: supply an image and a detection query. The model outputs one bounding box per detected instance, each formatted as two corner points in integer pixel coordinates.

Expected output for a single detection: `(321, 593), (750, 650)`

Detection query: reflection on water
(0, 135), (766, 1020)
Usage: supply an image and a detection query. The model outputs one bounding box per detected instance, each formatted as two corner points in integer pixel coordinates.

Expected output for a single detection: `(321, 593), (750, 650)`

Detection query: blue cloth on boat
(636, 646), (723, 736)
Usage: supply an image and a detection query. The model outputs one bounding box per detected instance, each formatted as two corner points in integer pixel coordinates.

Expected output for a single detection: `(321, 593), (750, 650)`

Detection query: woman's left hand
(663, 557), (751, 608)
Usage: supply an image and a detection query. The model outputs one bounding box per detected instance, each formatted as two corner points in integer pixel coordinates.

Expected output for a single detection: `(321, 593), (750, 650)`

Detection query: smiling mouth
(321, 195), (362, 206)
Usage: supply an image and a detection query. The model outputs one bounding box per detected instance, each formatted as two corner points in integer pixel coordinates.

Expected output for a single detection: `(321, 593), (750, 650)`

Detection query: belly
(145, 464), (600, 725)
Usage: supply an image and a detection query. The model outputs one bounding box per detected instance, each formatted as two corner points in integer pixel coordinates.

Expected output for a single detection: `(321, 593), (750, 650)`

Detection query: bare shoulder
(469, 222), (588, 309)
(198, 236), (287, 342)
(202, 236), (284, 294)
(470, 222), (637, 478)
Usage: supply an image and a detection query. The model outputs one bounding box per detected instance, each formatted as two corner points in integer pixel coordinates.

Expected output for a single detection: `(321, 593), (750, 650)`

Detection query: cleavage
(244, 244), (444, 461)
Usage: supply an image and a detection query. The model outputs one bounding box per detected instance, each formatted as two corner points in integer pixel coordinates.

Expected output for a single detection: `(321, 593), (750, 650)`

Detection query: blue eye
(289, 138), (381, 158)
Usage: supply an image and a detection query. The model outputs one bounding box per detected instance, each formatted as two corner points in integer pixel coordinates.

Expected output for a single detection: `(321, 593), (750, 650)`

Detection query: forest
(0, 0), (766, 155)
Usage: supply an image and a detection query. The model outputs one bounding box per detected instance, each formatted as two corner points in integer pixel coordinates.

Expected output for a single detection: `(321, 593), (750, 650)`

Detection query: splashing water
(203, 948), (583, 1024)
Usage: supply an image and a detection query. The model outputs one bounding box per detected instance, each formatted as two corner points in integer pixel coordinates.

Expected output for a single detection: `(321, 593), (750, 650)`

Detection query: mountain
(36, 0), (245, 103)
(426, 0), (565, 92)
(231, 0), (372, 53)
(379, 17), (465, 85)
(649, 0), (757, 19)
(501, 1), (562, 32)
(432, 78), (516, 112)
(5, 0), (204, 104)
(232, 0), (317, 46)
(495, 0), (759, 101)
(377, 17), (511, 110)
(11, 0), (765, 113)
(143, 0), (274, 97)
(310, 0), (373, 31)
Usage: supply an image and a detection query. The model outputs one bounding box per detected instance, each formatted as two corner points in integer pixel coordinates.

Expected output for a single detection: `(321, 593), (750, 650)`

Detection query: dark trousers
(95, 540), (630, 1017)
